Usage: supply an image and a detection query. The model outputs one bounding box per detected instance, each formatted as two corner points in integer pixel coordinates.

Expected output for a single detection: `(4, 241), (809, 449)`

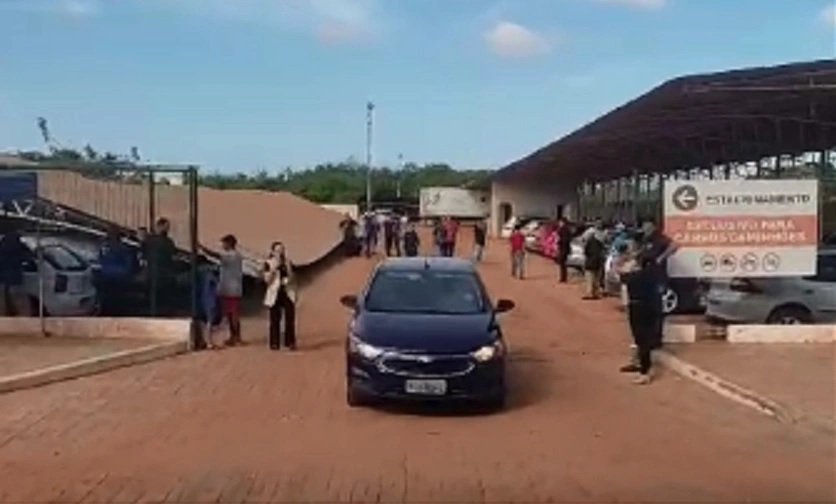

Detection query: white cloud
(820, 4), (836, 26)
(149, 0), (382, 44)
(592, 0), (666, 9)
(6, 0), (99, 18)
(484, 21), (552, 59)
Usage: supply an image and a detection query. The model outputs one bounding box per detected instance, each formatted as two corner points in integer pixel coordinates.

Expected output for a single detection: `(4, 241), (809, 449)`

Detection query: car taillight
(729, 278), (761, 293)
(54, 274), (68, 293)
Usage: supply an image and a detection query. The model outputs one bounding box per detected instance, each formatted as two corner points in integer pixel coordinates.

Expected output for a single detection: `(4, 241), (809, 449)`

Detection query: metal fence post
(188, 166), (202, 350)
(147, 169), (157, 316)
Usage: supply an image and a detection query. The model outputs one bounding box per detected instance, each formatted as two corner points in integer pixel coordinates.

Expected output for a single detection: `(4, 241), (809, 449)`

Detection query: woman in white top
(263, 241), (298, 350)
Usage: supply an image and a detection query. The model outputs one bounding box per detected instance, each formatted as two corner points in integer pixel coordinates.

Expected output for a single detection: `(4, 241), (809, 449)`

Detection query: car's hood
(354, 312), (496, 353)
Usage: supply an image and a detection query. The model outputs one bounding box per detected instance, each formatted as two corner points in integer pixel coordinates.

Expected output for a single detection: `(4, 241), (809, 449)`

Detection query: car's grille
(378, 354), (474, 377)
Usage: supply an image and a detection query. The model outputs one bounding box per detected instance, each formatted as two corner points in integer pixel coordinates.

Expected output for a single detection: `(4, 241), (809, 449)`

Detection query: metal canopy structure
(495, 59), (836, 184)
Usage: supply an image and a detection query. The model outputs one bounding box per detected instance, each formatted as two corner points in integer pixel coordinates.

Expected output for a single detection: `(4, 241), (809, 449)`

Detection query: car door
(803, 254), (836, 323)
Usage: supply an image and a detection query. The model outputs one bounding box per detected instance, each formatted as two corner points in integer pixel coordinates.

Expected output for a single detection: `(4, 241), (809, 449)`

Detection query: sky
(0, 0), (834, 173)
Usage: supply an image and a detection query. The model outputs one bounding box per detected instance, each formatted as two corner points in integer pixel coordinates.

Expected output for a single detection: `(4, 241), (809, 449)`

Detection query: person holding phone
(263, 241), (298, 350)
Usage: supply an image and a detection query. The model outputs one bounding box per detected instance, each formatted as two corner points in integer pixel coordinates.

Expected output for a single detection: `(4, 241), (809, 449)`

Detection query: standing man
(622, 256), (661, 384)
(472, 219), (487, 262)
(218, 234), (244, 346)
(442, 216), (459, 257)
(146, 217), (177, 315)
(339, 213), (359, 257)
(636, 218), (679, 350)
(403, 222), (420, 257)
(362, 212), (378, 258)
(582, 220), (606, 300)
(383, 214), (397, 257)
(432, 219), (444, 256)
(0, 222), (30, 316)
(509, 225), (526, 279)
(556, 218), (573, 283)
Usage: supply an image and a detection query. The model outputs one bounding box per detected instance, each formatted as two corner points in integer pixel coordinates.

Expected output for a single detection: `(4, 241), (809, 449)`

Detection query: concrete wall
(490, 179), (577, 236)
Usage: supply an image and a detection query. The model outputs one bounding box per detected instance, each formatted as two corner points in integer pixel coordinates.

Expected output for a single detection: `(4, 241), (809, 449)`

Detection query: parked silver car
(705, 249), (836, 324)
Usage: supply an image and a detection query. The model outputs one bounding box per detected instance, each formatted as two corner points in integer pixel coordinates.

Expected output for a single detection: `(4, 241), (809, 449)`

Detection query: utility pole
(396, 153), (404, 199)
(366, 101), (374, 212)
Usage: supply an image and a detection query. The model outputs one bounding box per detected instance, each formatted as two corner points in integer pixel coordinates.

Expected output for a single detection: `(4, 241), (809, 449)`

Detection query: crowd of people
(339, 211), (489, 262)
(508, 216), (678, 385)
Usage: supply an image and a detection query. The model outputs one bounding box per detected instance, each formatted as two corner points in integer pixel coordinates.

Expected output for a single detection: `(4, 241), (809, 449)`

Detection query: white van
(18, 237), (98, 316)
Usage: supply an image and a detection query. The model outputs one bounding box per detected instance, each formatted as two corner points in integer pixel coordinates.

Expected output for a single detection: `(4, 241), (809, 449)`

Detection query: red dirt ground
(0, 232), (832, 503)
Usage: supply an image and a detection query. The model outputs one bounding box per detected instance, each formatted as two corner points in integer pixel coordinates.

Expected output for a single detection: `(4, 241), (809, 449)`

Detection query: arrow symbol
(672, 185), (699, 211)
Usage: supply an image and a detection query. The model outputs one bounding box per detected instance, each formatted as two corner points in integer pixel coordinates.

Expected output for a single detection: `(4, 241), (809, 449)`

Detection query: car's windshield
(365, 269), (486, 314)
(42, 246), (87, 271)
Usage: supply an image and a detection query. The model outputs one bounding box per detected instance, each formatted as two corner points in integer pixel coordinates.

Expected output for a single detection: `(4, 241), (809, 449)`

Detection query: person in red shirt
(509, 225), (525, 279)
(442, 217), (459, 257)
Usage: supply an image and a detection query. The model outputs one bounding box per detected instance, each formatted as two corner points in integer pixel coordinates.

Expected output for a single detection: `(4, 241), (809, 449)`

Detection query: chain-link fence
(0, 160), (199, 327)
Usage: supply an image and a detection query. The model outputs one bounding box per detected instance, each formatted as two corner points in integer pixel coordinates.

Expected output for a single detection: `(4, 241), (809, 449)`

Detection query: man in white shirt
(218, 234), (244, 346)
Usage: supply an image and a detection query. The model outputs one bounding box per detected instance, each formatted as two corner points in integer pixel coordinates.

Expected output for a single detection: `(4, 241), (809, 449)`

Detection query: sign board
(663, 179), (818, 278)
(419, 187), (489, 218)
(0, 172), (37, 203)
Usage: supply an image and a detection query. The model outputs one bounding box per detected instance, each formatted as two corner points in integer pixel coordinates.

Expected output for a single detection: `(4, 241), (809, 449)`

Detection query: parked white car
(705, 249), (836, 324)
(500, 216), (547, 239)
(18, 237), (98, 316)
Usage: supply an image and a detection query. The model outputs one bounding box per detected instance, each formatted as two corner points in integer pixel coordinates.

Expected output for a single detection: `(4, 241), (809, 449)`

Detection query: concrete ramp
(32, 170), (344, 267)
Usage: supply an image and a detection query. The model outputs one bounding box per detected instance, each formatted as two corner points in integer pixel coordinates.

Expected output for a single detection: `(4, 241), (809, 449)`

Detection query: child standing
(198, 262), (222, 350)
(509, 225), (525, 279)
(218, 234), (244, 346)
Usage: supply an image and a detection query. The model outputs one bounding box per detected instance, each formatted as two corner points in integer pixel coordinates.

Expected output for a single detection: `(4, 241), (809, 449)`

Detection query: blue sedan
(340, 257), (515, 410)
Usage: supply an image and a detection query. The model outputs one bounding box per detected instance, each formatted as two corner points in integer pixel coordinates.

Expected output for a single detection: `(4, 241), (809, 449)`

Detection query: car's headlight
(348, 335), (384, 360)
(471, 341), (504, 362)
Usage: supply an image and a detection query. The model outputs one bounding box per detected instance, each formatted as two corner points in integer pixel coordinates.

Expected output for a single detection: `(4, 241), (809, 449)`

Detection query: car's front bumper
(347, 354), (505, 402)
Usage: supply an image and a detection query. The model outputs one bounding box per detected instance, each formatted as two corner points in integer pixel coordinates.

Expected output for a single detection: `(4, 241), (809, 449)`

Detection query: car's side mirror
(494, 298), (515, 314)
(339, 294), (358, 309)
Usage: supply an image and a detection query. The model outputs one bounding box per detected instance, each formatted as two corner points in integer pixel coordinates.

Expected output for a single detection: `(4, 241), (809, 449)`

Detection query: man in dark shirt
(0, 223), (30, 316)
(622, 256), (662, 384)
(403, 222), (420, 257)
(582, 221), (606, 299)
(472, 220), (487, 262)
(339, 214), (359, 257)
(383, 216), (397, 257)
(556, 218), (573, 283)
(146, 217), (177, 315)
(636, 219), (679, 349)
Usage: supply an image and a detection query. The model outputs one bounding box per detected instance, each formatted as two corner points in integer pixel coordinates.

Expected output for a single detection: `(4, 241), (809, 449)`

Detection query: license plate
(404, 379), (447, 395)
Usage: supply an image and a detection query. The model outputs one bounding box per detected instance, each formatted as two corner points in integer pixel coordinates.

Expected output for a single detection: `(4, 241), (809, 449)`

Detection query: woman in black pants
(263, 242), (297, 350)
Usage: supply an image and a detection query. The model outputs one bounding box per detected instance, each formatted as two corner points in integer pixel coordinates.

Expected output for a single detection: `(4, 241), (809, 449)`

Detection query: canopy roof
(495, 59), (836, 184)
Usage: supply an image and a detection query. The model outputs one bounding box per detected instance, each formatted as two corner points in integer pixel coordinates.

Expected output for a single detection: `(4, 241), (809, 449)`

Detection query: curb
(0, 340), (188, 394)
(655, 350), (796, 424)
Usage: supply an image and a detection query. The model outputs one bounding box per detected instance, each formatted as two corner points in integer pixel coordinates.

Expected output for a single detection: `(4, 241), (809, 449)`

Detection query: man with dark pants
(556, 218), (572, 283)
(636, 218), (678, 350)
(623, 256), (660, 384)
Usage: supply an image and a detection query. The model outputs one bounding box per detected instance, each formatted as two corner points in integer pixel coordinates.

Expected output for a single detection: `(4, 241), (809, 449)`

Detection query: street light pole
(366, 101), (374, 212)
(396, 153), (404, 199)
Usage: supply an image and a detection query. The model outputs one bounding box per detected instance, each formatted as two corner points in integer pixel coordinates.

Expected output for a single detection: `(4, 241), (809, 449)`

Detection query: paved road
(0, 237), (833, 503)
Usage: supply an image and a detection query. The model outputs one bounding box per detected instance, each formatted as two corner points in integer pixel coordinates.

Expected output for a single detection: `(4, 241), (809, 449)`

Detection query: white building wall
(321, 203), (359, 220)
(490, 179), (577, 236)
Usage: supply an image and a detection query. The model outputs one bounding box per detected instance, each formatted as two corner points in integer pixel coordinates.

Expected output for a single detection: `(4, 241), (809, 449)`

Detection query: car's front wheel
(766, 305), (813, 325)
(346, 381), (368, 408)
(480, 393), (506, 412)
(661, 287), (679, 315)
